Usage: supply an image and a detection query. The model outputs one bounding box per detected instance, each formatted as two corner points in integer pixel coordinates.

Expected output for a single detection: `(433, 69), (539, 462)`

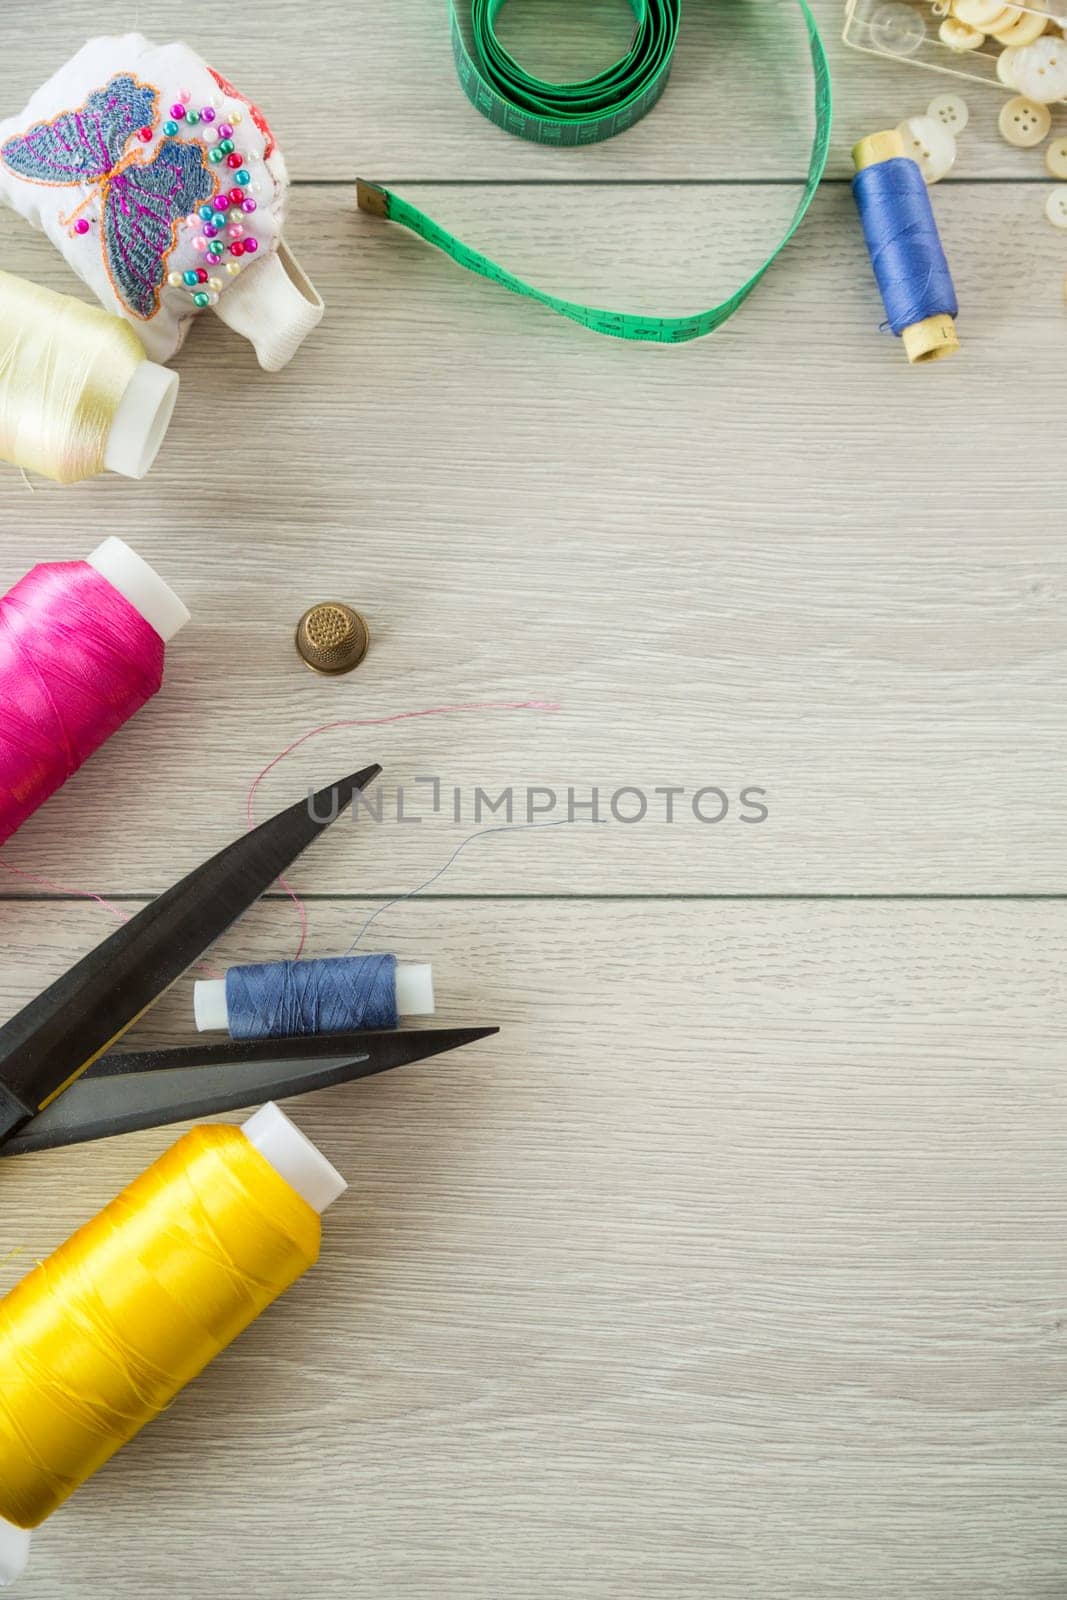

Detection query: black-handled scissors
(0, 764), (497, 1157)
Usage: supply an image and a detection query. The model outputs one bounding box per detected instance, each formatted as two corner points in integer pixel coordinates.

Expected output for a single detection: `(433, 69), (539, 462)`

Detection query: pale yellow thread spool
(852, 131), (960, 365)
(0, 1105), (345, 1584)
(0, 271), (179, 484)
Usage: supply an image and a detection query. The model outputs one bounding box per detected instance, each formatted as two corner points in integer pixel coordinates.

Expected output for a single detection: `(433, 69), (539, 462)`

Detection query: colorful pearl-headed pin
(234, 167), (251, 184)
(138, 126), (153, 142)
(227, 223), (244, 240)
(169, 103), (186, 120)
(208, 276), (223, 291)
(229, 240), (245, 257)
(203, 222), (219, 238)
(167, 270), (183, 286)
(192, 291), (210, 307)
(198, 203), (215, 220)
(200, 106), (216, 123)
(217, 140), (235, 156)
(217, 123), (234, 139)
(186, 110), (201, 125)
(230, 109), (243, 123)
(192, 235), (208, 251)
(242, 236), (259, 254)
(208, 240), (225, 256)
(73, 217), (91, 235)
(209, 147), (225, 163)
(163, 119), (180, 137)
(241, 197), (257, 214)
(225, 260), (241, 275)
(227, 154), (245, 171)
(183, 268), (200, 286)
(195, 267), (209, 283)
(179, 88), (192, 104)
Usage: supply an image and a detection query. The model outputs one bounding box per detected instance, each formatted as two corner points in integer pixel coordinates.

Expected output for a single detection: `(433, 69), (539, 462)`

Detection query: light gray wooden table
(1, 3), (1066, 1596)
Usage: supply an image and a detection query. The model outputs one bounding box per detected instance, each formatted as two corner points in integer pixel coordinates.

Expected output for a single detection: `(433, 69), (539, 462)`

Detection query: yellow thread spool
(0, 271), (178, 483)
(0, 1106), (344, 1581)
(852, 130), (960, 365)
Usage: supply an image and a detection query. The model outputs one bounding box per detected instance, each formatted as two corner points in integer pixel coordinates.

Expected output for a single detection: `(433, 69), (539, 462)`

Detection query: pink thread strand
(0, 860), (223, 977)
(244, 701), (561, 829)
(0, 698), (560, 975)
(0, 858), (131, 925)
(245, 700), (561, 958)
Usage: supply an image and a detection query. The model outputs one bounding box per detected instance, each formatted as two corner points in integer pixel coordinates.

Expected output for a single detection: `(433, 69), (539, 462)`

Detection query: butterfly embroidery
(1, 73), (216, 320)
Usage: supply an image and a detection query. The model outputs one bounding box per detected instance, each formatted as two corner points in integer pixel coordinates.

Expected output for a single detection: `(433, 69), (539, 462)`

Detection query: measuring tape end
(356, 180), (391, 220)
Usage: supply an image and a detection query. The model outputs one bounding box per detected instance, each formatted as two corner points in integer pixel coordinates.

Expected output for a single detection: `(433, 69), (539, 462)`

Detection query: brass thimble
(295, 602), (370, 675)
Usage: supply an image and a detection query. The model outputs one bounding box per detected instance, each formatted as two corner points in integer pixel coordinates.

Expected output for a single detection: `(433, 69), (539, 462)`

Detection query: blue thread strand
(225, 954), (400, 1040)
(852, 157), (957, 336)
(344, 819), (592, 954)
(223, 819), (608, 1041)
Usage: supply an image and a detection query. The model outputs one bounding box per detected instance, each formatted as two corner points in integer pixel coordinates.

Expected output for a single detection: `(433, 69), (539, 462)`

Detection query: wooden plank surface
(1, 181), (1065, 892)
(3, 5), (1067, 1597)
(3, 899), (1067, 1600)
(1, 0), (1060, 180)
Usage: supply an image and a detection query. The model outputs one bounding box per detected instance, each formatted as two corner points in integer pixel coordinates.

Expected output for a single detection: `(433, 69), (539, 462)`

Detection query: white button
(997, 45), (1020, 83)
(951, 0), (1015, 24)
(1045, 185), (1067, 226)
(1045, 135), (1067, 176)
(927, 92), (970, 131)
(940, 15), (986, 45)
(992, 4), (1049, 45)
(896, 115), (958, 182)
(992, 5), (1029, 28)
(1007, 35), (1067, 102)
(998, 93), (1052, 144)
(870, 2), (927, 53)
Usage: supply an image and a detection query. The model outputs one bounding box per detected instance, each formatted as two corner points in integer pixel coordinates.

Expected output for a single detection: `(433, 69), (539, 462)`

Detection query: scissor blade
(1, 1027), (498, 1157)
(0, 764), (381, 1146)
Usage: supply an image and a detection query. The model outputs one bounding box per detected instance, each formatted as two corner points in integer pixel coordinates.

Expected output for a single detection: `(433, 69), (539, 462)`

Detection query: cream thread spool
(0, 271), (178, 482)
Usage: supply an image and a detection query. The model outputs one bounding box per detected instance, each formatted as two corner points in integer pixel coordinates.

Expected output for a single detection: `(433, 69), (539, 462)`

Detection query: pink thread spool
(0, 539), (189, 846)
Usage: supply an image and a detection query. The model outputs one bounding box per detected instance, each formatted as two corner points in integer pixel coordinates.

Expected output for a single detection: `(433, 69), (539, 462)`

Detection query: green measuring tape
(357, 0), (832, 343)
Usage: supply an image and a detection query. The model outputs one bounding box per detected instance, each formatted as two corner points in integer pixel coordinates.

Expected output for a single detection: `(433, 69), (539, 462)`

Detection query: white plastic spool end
(87, 538), (190, 643)
(193, 978), (230, 1033)
(395, 962), (435, 1016)
(103, 360), (179, 480)
(193, 963), (436, 1032)
(0, 1518), (31, 1587)
(242, 1103), (347, 1215)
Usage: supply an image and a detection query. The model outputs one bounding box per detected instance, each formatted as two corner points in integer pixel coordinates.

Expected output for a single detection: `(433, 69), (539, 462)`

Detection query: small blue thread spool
(193, 956), (436, 1039)
(852, 129), (959, 364)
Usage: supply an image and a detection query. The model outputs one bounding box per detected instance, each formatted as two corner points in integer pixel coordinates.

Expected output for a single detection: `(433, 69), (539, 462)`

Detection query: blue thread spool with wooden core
(852, 130), (960, 364)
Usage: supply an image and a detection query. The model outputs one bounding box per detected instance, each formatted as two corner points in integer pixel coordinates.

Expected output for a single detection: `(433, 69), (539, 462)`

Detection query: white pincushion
(0, 35), (323, 368)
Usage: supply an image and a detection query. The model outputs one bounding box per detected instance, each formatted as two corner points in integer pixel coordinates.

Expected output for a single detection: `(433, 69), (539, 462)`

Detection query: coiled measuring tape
(357, 0), (832, 343)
